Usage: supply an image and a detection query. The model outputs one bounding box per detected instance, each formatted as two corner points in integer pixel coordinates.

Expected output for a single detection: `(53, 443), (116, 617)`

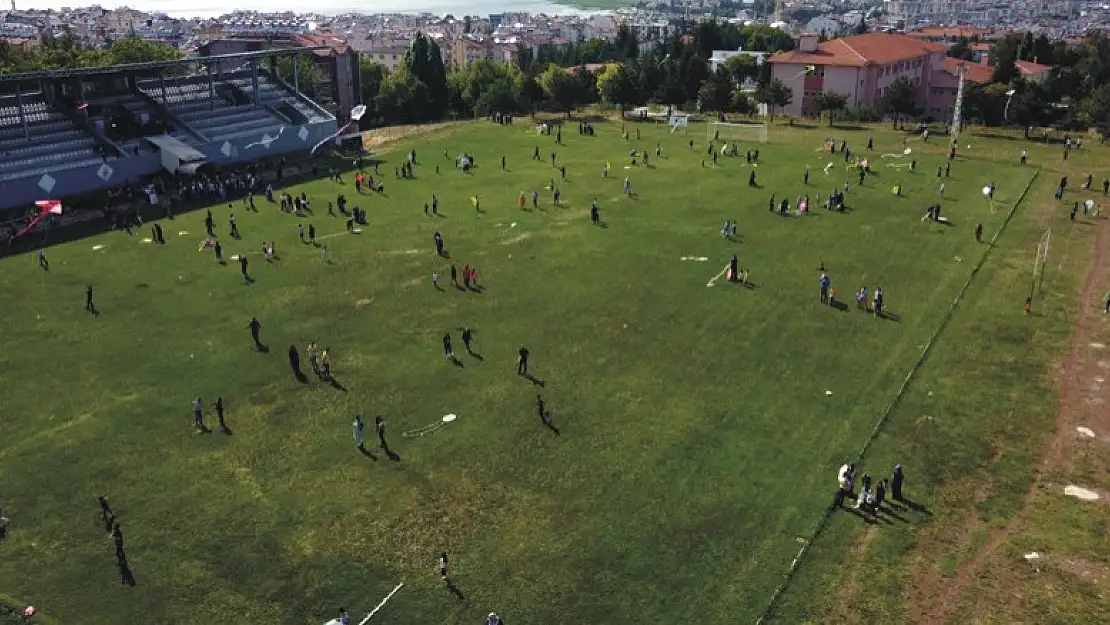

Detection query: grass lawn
(0, 119), (1045, 624)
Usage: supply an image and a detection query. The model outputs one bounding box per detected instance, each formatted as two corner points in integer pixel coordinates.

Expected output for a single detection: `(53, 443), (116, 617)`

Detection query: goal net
(708, 121), (768, 143)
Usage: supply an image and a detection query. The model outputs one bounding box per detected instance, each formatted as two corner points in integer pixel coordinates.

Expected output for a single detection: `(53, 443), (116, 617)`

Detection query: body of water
(13, 0), (600, 18)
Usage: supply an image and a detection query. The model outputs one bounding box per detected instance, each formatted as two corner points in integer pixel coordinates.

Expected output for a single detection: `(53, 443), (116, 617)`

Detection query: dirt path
(911, 213), (1110, 625)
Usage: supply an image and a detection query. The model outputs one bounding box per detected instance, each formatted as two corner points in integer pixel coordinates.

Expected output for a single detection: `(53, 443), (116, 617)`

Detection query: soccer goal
(1029, 227), (1051, 306)
(708, 121), (768, 144)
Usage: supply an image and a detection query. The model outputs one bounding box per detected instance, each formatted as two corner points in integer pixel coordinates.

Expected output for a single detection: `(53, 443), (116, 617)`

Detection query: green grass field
(0, 119), (1077, 624)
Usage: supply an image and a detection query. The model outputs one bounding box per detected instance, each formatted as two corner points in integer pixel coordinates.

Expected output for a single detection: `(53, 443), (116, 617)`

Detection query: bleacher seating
(138, 78), (286, 141)
(228, 72), (330, 124)
(0, 93), (103, 182)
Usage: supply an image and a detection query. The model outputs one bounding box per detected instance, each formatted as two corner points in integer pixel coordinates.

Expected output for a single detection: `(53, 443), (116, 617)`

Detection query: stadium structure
(0, 47), (345, 213)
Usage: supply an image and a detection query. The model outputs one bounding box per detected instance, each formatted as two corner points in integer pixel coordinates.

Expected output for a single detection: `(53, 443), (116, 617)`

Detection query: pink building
(769, 33), (952, 119)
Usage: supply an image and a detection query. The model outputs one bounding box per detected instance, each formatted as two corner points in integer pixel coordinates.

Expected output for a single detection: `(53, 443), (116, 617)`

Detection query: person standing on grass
(434, 232), (444, 256)
(375, 416), (388, 449)
(353, 415), (365, 451)
(532, 189), (539, 209)
(975, 223), (983, 243)
(239, 254), (249, 280)
(517, 346), (530, 376)
(85, 284), (95, 312)
(308, 224), (316, 245)
(248, 317), (262, 348)
(874, 287), (884, 317)
(536, 394), (547, 423)
(298, 223), (305, 243)
(891, 465), (905, 501)
(192, 397), (204, 430)
(214, 240), (223, 264)
(875, 479), (887, 509)
(462, 327), (475, 354)
(432, 194), (439, 215)
(215, 397), (226, 431)
(433, 271), (440, 290)
(229, 213), (239, 239)
(819, 273), (830, 305)
(591, 200), (600, 225)
(205, 210), (215, 237)
(38, 249), (48, 271)
(443, 332), (454, 360)
(439, 552), (449, 580)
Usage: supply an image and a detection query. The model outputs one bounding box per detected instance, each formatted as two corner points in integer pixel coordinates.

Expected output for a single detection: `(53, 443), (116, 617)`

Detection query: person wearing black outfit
(517, 346), (530, 375)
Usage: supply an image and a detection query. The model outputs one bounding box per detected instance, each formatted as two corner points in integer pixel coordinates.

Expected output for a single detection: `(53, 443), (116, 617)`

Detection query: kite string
(13, 208), (51, 240)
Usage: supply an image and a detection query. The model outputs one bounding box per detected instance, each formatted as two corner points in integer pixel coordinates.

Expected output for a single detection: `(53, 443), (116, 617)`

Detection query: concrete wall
(0, 153), (162, 211)
(195, 120), (338, 165)
(0, 120), (336, 211)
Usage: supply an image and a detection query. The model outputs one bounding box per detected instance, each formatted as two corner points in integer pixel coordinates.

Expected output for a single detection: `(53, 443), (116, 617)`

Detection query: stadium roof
(0, 46), (329, 84)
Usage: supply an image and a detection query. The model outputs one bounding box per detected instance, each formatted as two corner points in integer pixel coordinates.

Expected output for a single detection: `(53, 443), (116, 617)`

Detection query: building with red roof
(769, 33), (950, 118)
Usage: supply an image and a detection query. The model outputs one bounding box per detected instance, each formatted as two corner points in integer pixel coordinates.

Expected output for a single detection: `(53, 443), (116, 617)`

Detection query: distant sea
(11, 0), (599, 18)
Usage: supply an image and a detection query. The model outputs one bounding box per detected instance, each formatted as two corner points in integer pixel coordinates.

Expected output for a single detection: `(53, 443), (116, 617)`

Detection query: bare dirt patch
(909, 210), (1110, 624)
(362, 122), (466, 151)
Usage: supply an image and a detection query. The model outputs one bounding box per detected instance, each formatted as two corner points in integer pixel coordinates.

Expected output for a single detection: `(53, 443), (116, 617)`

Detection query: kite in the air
(12, 199), (63, 240)
(311, 104), (367, 155)
(793, 64), (818, 79)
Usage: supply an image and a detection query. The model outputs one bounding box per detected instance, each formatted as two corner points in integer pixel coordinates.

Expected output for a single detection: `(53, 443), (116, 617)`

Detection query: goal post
(1029, 227), (1051, 307)
(708, 121), (768, 143)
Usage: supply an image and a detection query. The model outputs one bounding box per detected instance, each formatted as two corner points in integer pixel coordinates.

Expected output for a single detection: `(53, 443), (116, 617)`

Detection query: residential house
(768, 32), (950, 118)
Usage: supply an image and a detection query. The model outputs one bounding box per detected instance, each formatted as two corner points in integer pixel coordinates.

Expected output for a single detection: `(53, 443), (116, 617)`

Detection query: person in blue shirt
(819, 273), (831, 305)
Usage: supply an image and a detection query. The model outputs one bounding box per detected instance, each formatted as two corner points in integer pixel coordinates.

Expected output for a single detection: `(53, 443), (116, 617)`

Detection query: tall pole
(951, 62), (966, 142)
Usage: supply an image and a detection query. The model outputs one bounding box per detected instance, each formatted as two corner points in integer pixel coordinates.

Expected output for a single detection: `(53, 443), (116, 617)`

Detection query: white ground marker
(1064, 485), (1100, 502)
(358, 582), (404, 625)
(1076, 426), (1096, 438)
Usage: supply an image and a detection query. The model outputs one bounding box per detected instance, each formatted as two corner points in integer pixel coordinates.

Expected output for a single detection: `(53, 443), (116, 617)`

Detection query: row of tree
(8, 25), (1110, 134)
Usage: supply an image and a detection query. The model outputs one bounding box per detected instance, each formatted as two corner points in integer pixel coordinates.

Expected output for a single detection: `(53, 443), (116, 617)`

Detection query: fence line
(754, 168), (1042, 624)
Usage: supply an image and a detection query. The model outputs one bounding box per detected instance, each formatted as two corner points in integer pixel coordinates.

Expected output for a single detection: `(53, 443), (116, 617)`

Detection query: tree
(539, 63), (579, 117)
(276, 56), (326, 103)
(947, 39), (974, 61)
(879, 76), (918, 128)
(756, 77), (791, 120)
(722, 54), (759, 87)
(403, 32), (449, 119)
(107, 35), (182, 64)
(697, 67), (733, 113)
(730, 89), (756, 115)
(990, 36), (1020, 84)
(596, 62), (638, 111)
(375, 70), (429, 124)
(812, 91), (848, 126)
(358, 59), (387, 126)
(615, 24), (639, 61)
(1077, 82), (1110, 132)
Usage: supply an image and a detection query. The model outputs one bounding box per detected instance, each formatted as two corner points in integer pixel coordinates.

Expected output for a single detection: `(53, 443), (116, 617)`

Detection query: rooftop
(942, 57), (994, 84)
(769, 33), (947, 68)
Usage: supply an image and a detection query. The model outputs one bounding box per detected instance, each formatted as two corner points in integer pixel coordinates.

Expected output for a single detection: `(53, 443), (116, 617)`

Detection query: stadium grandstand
(0, 47), (343, 220)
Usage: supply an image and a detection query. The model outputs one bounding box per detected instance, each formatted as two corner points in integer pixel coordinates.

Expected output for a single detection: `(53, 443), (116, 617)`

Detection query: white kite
(311, 104), (368, 155)
(1003, 88), (1017, 120)
(669, 115), (689, 133)
(245, 126), (284, 149)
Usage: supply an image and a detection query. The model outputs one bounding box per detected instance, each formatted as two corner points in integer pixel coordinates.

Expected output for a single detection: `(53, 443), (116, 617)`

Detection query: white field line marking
(706, 264), (729, 288)
(317, 230), (360, 242)
(358, 582), (404, 625)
